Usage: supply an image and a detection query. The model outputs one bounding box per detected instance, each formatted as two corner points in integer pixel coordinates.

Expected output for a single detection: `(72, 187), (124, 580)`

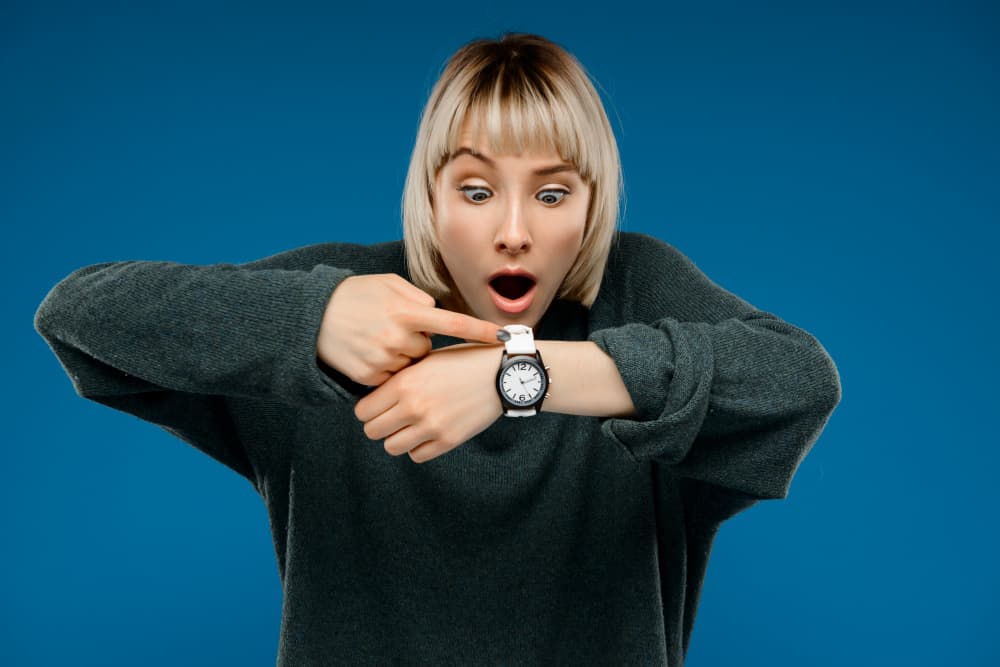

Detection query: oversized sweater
(34, 231), (841, 666)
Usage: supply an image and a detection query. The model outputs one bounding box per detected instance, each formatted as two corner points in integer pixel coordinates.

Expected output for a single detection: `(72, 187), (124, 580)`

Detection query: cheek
(551, 211), (587, 255)
(437, 215), (482, 256)
(557, 229), (585, 269)
(435, 204), (488, 271)
(543, 215), (587, 276)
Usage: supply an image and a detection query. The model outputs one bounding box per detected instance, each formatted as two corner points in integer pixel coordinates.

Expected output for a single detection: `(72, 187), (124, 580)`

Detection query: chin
(492, 302), (544, 329)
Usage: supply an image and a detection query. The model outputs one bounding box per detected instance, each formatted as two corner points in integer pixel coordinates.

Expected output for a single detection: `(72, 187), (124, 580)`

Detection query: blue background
(4, 1), (997, 665)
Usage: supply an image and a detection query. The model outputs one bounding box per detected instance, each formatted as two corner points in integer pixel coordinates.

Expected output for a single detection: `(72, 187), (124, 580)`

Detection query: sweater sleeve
(586, 233), (842, 503)
(33, 243), (377, 485)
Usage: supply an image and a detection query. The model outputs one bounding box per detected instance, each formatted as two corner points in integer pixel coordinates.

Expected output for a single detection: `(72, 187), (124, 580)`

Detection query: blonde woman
(35, 32), (841, 666)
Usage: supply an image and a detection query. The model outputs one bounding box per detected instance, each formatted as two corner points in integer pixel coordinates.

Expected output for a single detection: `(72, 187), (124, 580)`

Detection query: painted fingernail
(496, 329), (511, 342)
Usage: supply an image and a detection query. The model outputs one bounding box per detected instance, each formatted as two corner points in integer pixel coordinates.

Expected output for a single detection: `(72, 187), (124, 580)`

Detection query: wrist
(533, 340), (637, 418)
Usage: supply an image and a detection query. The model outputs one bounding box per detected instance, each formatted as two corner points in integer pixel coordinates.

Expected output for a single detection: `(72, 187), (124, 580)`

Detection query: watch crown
(544, 393), (550, 399)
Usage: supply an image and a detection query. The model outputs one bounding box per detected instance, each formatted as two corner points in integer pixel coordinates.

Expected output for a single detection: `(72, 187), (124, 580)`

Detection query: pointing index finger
(417, 306), (504, 345)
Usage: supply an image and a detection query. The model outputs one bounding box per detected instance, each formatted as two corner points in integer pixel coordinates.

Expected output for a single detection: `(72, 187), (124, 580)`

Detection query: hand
(318, 273), (501, 387)
(353, 342), (503, 463)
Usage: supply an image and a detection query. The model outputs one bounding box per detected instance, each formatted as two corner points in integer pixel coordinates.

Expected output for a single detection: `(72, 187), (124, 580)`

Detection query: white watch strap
(502, 324), (536, 355)
(501, 325), (539, 417)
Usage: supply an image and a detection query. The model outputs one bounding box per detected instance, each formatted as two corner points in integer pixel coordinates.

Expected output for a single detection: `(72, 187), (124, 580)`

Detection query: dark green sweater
(34, 231), (841, 666)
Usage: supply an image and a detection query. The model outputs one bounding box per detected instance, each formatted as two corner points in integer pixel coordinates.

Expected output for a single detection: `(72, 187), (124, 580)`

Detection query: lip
(488, 267), (537, 283)
(487, 267), (538, 315)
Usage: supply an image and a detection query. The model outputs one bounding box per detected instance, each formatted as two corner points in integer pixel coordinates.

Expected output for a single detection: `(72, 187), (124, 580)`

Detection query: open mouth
(489, 275), (536, 301)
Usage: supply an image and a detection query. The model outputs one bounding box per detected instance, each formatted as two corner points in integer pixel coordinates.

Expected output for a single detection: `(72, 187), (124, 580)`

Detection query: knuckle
(366, 367), (391, 387)
(390, 353), (413, 373)
(373, 325), (395, 348)
(368, 349), (390, 371)
(395, 400), (415, 424)
(394, 306), (420, 330)
(387, 329), (409, 353)
(395, 373), (418, 398)
(424, 415), (443, 438)
(362, 352), (394, 380)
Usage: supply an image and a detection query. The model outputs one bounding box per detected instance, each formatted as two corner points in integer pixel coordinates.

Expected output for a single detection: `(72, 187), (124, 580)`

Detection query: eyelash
(457, 185), (570, 206)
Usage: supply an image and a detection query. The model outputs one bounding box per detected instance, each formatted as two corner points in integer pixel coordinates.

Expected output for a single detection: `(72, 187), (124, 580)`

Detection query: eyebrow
(447, 146), (578, 176)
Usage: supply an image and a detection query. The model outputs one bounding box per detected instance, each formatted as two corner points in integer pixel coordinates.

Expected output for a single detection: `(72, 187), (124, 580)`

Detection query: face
(432, 126), (590, 332)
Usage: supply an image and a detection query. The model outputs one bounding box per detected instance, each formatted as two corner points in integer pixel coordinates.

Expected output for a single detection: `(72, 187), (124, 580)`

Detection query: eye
(537, 188), (570, 206)
(458, 185), (492, 203)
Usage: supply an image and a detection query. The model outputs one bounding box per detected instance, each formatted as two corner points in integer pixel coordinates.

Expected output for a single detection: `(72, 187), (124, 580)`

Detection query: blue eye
(458, 186), (492, 203)
(537, 189), (569, 205)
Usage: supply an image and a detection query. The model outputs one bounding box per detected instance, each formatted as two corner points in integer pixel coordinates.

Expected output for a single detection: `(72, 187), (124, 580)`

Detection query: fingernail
(496, 329), (511, 342)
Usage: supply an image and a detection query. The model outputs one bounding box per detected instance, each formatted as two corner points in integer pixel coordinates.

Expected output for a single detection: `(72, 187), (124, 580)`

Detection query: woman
(35, 32), (841, 666)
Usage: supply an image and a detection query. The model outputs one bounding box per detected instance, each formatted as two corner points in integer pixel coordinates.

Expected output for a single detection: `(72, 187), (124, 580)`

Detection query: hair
(401, 32), (622, 308)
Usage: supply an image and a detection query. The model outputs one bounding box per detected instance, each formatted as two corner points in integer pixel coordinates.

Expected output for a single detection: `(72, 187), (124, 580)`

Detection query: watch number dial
(501, 361), (544, 406)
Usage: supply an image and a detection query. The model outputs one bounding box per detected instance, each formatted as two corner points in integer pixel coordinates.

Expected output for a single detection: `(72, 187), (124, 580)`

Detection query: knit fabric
(34, 231), (841, 666)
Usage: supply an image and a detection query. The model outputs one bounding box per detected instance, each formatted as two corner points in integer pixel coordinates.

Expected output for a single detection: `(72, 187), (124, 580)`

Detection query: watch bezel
(494, 350), (548, 411)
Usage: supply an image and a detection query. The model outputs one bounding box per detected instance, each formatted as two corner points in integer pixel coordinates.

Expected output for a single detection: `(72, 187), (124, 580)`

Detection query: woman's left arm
(541, 312), (840, 502)
(557, 233), (843, 502)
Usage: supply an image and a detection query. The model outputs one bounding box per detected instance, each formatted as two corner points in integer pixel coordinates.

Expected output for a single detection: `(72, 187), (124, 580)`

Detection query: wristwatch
(495, 324), (551, 417)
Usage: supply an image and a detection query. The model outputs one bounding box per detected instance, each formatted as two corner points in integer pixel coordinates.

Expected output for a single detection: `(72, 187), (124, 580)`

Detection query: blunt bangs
(427, 67), (596, 187)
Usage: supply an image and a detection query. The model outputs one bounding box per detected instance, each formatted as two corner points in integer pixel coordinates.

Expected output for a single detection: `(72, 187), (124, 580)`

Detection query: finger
(383, 274), (436, 307)
(384, 428), (433, 458)
(407, 440), (443, 464)
(393, 331), (433, 362)
(354, 381), (399, 423)
(363, 370), (393, 388)
(363, 404), (412, 442)
(409, 306), (504, 345)
(386, 351), (419, 372)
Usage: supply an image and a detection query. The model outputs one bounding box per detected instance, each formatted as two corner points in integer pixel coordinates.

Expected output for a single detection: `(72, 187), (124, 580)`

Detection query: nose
(494, 197), (532, 255)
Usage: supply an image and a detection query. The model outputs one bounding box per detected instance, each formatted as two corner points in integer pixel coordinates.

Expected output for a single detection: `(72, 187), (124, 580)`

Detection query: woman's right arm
(34, 243), (502, 486)
(33, 243), (376, 486)
(34, 257), (360, 406)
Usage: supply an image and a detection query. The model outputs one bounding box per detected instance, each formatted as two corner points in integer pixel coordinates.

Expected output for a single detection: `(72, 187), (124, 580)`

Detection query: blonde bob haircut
(402, 32), (622, 309)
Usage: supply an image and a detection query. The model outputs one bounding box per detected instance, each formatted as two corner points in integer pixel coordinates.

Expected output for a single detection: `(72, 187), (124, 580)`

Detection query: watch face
(498, 357), (547, 407)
